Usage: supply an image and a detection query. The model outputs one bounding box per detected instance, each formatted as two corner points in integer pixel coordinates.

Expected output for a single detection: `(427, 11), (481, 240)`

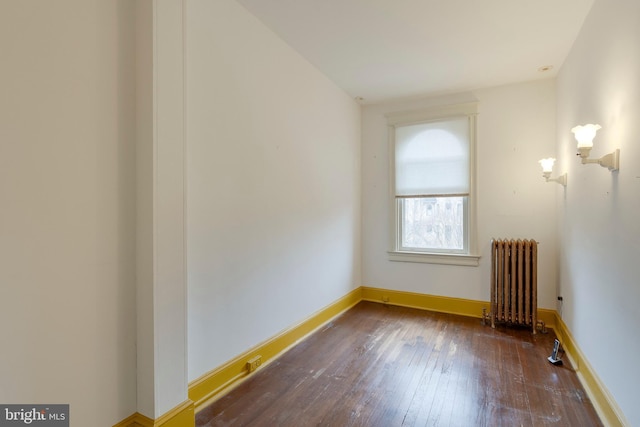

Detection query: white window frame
(386, 102), (480, 267)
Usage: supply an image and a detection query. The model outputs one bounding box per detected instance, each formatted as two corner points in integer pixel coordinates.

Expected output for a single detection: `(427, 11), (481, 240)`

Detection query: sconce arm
(580, 149), (620, 171)
(545, 173), (567, 187)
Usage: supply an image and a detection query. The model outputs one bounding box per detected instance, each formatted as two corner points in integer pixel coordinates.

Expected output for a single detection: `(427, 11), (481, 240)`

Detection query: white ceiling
(236, 0), (594, 103)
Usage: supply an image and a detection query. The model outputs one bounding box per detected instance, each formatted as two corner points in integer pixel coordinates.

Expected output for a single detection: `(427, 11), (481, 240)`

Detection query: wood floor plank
(196, 301), (602, 427)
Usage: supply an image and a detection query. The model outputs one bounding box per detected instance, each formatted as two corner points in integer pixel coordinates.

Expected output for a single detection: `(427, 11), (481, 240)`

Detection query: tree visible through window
(401, 197), (464, 250)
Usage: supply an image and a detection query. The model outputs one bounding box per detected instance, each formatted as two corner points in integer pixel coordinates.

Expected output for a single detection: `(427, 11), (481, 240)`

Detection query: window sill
(388, 251), (480, 267)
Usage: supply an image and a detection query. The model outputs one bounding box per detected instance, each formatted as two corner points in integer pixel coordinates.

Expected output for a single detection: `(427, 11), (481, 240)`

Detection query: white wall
(362, 80), (559, 308)
(186, 0), (362, 381)
(556, 0), (640, 424)
(0, 1), (137, 425)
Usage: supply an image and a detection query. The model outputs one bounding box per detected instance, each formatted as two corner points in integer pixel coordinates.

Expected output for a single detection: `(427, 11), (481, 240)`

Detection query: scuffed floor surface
(196, 301), (602, 427)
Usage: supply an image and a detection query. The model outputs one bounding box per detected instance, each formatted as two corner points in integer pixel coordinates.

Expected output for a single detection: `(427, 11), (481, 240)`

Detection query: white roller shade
(395, 117), (469, 197)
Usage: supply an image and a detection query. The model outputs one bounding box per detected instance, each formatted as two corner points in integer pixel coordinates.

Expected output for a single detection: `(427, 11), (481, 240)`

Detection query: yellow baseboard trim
(537, 308), (557, 330)
(188, 287), (362, 409)
(113, 401), (194, 427)
(155, 400), (194, 427)
(113, 412), (151, 427)
(361, 286), (558, 330)
(362, 286), (489, 318)
(553, 313), (629, 427)
(120, 286), (625, 427)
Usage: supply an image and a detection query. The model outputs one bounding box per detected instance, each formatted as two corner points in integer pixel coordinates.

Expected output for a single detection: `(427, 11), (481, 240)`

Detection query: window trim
(386, 102), (479, 267)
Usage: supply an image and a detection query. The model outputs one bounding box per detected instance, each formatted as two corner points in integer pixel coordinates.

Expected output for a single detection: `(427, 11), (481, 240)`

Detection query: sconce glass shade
(571, 124), (601, 148)
(539, 158), (556, 173)
(539, 157), (566, 185)
(571, 123), (620, 171)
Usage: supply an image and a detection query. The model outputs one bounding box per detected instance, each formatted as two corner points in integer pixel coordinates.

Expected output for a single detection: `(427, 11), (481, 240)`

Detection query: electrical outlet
(247, 355), (262, 372)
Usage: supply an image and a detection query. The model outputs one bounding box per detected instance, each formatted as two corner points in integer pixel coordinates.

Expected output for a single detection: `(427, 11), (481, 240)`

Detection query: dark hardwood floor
(196, 301), (602, 426)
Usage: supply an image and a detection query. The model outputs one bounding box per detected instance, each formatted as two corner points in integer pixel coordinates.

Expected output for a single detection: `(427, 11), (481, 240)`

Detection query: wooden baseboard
(188, 287), (363, 409)
(552, 313), (629, 427)
(113, 412), (153, 427)
(113, 401), (194, 427)
(361, 286), (489, 318)
(117, 286), (626, 427)
(155, 401), (194, 427)
(361, 286), (557, 329)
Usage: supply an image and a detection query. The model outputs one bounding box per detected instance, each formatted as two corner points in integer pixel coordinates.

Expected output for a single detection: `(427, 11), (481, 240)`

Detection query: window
(387, 103), (479, 266)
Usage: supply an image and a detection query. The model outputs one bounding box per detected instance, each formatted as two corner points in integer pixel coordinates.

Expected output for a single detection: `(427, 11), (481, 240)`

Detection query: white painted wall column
(136, 0), (189, 419)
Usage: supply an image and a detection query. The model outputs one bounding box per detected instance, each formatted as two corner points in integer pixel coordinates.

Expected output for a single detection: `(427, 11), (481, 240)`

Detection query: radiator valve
(536, 320), (548, 334)
(481, 308), (491, 326)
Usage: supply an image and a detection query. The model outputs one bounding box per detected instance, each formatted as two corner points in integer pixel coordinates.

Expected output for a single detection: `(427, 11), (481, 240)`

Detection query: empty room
(1, 0), (638, 426)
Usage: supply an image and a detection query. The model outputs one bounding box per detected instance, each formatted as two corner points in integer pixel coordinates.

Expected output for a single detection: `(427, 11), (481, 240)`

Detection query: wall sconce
(571, 124), (620, 171)
(538, 157), (567, 186)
